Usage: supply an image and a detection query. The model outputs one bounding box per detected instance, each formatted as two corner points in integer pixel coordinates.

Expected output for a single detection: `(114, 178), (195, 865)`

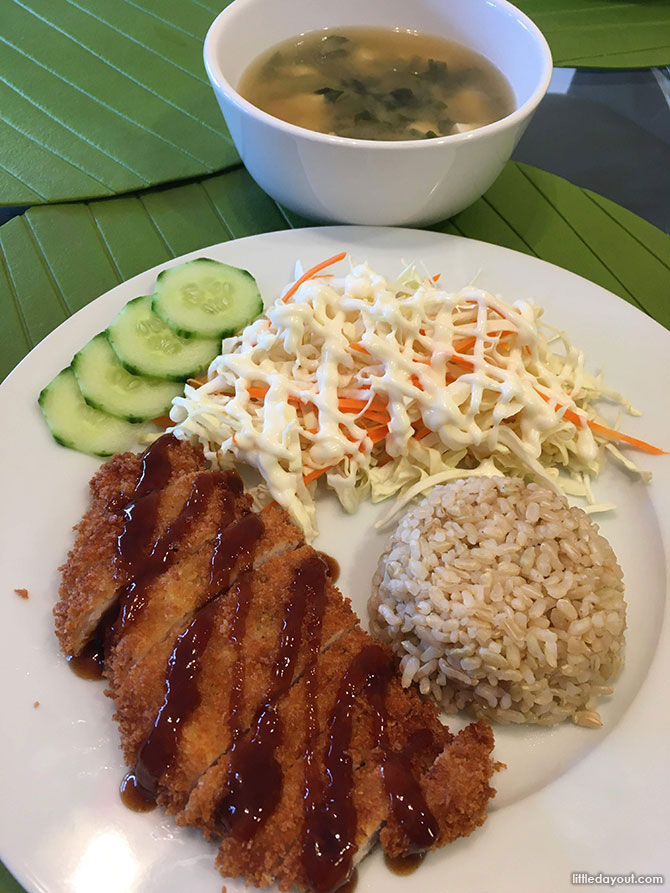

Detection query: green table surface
(515, 0), (670, 68)
(1, 159), (669, 893)
(2, 0), (670, 205)
(1, 160), (668, 389)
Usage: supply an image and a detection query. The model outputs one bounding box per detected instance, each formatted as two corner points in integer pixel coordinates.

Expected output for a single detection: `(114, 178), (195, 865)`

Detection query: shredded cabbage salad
(169, 257), (655, 539)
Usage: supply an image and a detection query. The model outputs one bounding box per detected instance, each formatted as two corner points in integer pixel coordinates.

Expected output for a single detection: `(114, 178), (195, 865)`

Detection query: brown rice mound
(369, 476), (626, 727)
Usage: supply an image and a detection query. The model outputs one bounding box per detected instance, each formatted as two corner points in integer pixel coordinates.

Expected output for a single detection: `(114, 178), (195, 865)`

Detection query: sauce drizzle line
(70, 435), (176, 679)
(126, 598), (219, 805)
(121, 502), (265, 807)
(302, 644), (439, 893)
(112, 471), (232, 639)
(216, 553), (328, 841)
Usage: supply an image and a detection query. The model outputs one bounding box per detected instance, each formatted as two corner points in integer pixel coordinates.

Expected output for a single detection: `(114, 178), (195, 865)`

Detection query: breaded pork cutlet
(109, 505), (305, 727)
(113, 547), (356, 814)
(381, 720), (496, 858)
(181, 629), (378, 871)
(181, 629), (495, 892)
(55, 435), (207, 656)
(105, 503), (303, 696)
(180, 629), (398, 880)
(57, 438), (499, 893)
(283, 689), (495, 893)
(59, 466), (249, 663)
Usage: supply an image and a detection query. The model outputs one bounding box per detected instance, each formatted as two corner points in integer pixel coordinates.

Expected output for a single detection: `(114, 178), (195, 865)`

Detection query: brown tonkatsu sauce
(302, 553), (333, 872)
(113, 471), (232, 636)
(68, 435), (176, 678)
(128, 598), (219, 802)
(303, 644), (438, 893)
(120, 537), (436, 889)
(315, 551), (340, 583)
(336, 869), (358, 893)
(67, 600), (119, 679)
(123, 506), (266, 806)
(69, 435), (243, 680)
(210, 514), (266, 754)
(67, 638), (105, 680)
(60, 434), (499, 893)
(216, 553), (329, 840)
(117, 490), (162, 572)
(379, 748), (439, 852)
(210, 512), (264, 595)
(227, 573), (256, 748)
(133, 433), (175, 499)
(120, 771), (157, 812)
(384, 852), (426, 875)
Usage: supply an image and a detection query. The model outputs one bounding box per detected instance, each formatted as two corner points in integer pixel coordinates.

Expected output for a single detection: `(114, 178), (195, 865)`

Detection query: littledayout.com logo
(572, 873), (665, 887)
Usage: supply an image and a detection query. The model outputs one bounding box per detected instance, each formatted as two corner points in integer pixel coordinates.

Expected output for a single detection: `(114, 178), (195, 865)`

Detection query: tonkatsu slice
(103, 484), (296, 690)
(183, 627), (495, 893)
(56, 437), (500, 893)
(54, 438), (251, 656)
(55, 435), (209, 656)
(114, 547), (356, 814)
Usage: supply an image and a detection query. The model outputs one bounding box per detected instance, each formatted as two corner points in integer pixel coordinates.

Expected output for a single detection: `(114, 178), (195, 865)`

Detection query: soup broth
(238, 26), (515, 141)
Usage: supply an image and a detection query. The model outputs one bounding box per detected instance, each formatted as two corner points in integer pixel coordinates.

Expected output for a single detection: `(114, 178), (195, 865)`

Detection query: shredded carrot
(449, 355), (475, 371)
(247, 385), (269, 400)
(282, 252), (347, 303)
(465, 298), (507, 319)
(453, 336), (477, 353)
(585, 419), (668, 455)
(305, 437), (395, 483)
(340, 425), (361, 445)
(336, 397), (367, 412)
(537, 392), (667, 455)
(183, 258), (667, 520)
(337, 405), (390, 426)
(186, 377), (206, 388)
(247, 386), (309, 411)
(151, 415), (172, 428)
(359, 410), (390, 425)
(337, 396), (389, 415)
(365, 424), (389, 445)
(303, 465), (333, 484)
(412, 423), (432, 441)
(246, 387), (389, 423)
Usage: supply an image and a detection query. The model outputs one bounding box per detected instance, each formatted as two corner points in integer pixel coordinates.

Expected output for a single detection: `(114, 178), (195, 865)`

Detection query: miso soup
(238, 27), (515, 141)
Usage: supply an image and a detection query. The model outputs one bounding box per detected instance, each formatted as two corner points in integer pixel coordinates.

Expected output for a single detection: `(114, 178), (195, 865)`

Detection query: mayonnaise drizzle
(169, 260), (643, 538)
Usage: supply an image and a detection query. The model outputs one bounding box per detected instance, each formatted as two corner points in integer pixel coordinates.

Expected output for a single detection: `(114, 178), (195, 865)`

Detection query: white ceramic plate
(1, 227), (668, 893)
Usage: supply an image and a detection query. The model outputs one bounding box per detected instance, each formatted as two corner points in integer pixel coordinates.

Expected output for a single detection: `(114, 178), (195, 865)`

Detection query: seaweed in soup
(238, 27), (514, 141)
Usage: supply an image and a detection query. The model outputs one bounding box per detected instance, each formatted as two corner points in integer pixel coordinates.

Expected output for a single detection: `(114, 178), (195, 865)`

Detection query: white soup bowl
(204, 0), (552, 226)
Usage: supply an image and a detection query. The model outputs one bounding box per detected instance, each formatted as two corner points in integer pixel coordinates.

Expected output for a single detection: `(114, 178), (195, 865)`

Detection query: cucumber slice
(152, 258), (263, 339)
(107, 295), (219, 380)
(73, 333), (184, 423)
(39, 367), (153, 457)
